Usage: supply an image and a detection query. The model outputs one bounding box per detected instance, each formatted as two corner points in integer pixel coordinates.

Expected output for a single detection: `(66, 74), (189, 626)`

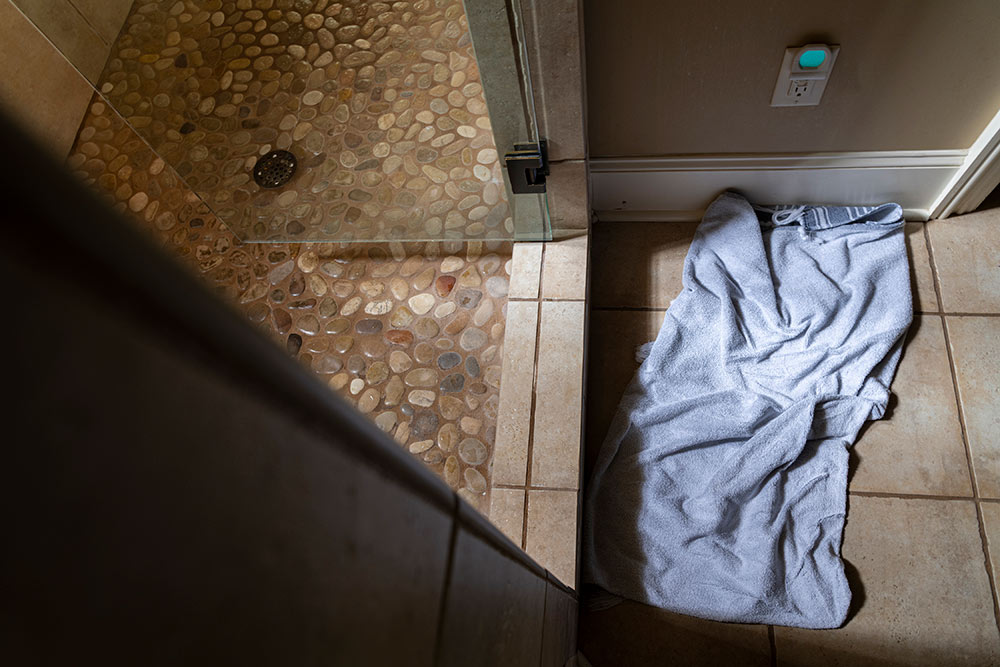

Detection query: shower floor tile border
(491, 232), (589, 589)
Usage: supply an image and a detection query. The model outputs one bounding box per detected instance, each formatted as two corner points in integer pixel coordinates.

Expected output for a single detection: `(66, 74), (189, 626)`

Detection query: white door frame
(929, 107), (1000, 218)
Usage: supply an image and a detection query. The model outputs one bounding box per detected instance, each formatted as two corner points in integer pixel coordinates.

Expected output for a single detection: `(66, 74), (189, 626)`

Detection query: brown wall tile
(5, 232), (454, 664)
(540, 581), (579, 666)
(437, 526), (546, 667)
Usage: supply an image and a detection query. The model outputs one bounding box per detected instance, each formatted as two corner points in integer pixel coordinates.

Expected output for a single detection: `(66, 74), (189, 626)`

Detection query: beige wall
(585, 0), (1000, 157)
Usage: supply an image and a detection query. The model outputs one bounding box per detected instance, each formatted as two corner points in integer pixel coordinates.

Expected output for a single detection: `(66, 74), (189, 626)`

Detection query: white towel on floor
(582, 192), (912, 629)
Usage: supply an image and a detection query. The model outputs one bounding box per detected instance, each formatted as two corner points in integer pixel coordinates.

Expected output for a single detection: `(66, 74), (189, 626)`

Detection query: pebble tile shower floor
(69, 96), (510, 513)
(95, 0), (512, 241)
(64, 0), (530, 511)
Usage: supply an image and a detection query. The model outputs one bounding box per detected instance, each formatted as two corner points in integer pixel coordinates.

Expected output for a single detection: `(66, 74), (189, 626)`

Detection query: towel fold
(582, 192), (912, 629)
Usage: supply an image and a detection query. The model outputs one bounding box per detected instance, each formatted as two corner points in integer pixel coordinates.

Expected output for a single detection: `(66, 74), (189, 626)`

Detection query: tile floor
(580, 214), (1000, 665)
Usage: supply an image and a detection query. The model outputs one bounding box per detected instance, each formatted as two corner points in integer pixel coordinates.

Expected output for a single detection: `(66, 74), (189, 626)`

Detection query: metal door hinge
(504, 140), (548, 194)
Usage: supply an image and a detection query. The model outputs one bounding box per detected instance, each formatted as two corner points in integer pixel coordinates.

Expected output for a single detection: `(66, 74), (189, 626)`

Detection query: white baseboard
(591, 151), (967, 222)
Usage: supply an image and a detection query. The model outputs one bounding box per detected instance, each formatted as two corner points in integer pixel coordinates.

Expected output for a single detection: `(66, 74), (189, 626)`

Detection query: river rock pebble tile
(92, 0), (514, 242)
(68, 95), (510, 513)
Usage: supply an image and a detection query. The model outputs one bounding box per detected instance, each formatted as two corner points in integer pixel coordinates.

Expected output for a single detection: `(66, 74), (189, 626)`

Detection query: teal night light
(798, 49), (826, 68)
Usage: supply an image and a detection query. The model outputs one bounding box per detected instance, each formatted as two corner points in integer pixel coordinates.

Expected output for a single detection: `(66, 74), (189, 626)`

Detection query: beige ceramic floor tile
(0, 1), (94, 158)
(850, 317), (971, 496)
(591, 222), (698, 308)
(775, 497), (1000, 666)
(493, 301), (539, 486)
(905, 223), (938, 312)
(584, 309), (664, 481)
(508, 242), (543, 299)
(14, 0), (110, 82)
(68, 0), (134, 45)
(982, 502), (1000, 589)
(525, 489), (578, 588)
(579, 600), (771, 667)
(927, 210), (1000, 313)
(531, 301), (585, 489)
(488, 487), (525, 547)
(541, 234), (589, 300)
(946, 316), (1000, 498)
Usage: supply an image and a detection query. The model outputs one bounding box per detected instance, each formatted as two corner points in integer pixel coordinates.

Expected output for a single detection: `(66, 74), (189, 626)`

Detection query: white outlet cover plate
(770, 46), (839, 107)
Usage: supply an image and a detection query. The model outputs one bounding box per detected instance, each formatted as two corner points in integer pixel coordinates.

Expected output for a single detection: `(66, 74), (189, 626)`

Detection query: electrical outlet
(770, 45), (839, 107)
(788, 79), (812, 99)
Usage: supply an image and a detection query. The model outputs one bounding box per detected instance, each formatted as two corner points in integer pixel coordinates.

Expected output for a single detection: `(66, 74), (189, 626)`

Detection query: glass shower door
(10, 0), (550, 243)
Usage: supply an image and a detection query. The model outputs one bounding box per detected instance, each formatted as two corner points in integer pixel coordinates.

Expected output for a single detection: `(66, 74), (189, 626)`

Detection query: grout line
(65, 90), (101, 163)
(536, 577), (551, 666)
(591, 305), (669, 312)
(768, 625), (777, 667)
(430, 496), (461, 665)
(915, 312), (1000, 318)
(931, 315), (980, 495)
(519, 488), (529, 550)
(849, 490), (975, 502)
(520, 246), (546, 551)
(590, 306), (1000, 316)
(923, 224), (947, 317)
(508, 296), (587, 303)
(924, 224), (1000, 635)
(65, 0), (112, 48)
(973, 500), (1000, 637)
(592, 221), (705, 228)
(495, 483), (581, 493)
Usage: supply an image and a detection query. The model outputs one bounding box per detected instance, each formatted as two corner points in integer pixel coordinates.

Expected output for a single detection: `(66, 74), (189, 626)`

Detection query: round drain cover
(253, 150), (297, 188)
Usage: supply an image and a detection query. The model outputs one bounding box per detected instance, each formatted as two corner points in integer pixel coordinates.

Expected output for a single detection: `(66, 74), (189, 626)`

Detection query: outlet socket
(770, 45), (839, 107)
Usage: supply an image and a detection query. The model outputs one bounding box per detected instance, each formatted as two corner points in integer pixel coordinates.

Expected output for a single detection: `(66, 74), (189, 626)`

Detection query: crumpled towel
(582, 192), (912, 629)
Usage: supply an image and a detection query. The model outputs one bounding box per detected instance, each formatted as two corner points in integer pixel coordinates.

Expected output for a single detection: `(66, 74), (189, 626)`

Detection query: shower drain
(253, 150), (297, 188)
